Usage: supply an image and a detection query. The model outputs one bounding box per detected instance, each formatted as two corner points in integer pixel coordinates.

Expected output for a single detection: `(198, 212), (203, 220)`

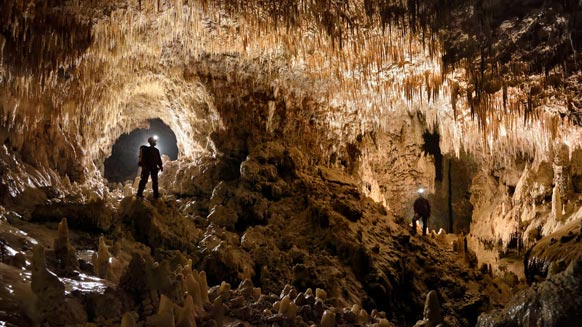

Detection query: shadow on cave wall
(422, 130), (477, 233)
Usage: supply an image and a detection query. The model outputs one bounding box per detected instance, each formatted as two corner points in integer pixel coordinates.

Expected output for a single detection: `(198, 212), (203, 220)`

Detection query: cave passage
(422, 130), (443, 182)
(104, 119), (178, 183)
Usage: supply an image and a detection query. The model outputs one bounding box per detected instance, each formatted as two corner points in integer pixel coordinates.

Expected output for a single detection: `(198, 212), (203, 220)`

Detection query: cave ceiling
(1, 0), (582, 173)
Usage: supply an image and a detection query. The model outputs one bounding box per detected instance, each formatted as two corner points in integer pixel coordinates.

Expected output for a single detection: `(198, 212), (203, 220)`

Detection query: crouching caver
(412, 188), (431, 236)
(137, 136), (163, 199)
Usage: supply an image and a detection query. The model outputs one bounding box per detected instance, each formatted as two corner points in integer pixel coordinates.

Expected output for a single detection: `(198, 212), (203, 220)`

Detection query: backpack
(138, 145), (147, 166)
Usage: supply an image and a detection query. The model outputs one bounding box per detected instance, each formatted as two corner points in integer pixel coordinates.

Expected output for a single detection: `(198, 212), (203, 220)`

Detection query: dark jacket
(413, 196), (431, 218)
(139, 146), (163, 170)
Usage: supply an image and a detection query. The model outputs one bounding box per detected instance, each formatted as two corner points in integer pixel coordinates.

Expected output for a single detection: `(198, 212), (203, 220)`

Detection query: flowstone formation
(2, 1), (582, 327)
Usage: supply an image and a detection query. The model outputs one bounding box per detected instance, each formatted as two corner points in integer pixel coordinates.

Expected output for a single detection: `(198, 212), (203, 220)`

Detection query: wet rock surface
(524, 220), (582, 284)
(477, 261), (582, 327)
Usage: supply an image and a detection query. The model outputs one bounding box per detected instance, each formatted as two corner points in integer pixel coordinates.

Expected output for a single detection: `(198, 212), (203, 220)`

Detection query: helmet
(148, 135), (158, 144)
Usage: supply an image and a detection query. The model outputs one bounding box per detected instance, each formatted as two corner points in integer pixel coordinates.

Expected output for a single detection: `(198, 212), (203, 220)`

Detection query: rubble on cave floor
(0, 143), (524, 326)
(1, 211), (512, 327)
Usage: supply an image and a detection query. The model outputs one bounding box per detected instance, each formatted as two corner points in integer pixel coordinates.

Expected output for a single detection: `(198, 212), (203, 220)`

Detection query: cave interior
(1, 1), (582, 326)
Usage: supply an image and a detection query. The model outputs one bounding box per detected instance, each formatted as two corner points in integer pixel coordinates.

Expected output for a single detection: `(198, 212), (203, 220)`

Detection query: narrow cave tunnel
(2, 1), (582, 327)
(104, 119), (178, 184)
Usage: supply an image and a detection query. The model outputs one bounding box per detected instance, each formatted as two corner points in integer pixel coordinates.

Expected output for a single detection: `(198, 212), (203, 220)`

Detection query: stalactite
(0, 0), (581, 174)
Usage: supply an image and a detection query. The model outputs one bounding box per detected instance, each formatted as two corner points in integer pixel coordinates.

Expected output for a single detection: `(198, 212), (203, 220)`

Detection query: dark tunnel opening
(104, 118), (178, 184)
(422, 130), (443, 182)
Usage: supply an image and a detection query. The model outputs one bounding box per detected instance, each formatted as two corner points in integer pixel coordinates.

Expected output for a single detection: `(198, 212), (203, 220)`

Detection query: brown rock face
(478, 261), (582, 327)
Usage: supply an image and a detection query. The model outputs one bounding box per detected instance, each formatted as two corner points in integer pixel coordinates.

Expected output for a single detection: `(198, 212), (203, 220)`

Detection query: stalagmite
(280, 284), (292, 298)
(212, 297), (225, 327)
(198, 271), (210, 304)
(184, 273), (204, 309)
(413, 290), (442, 327)
(252, 287), (261, 299)
(286, 301), (298, 318)
(275, 293), (298, 318)
(121, 312), (138, 327)
(176, 295), (197, 327)
(378, 318), (392, 327)
(124, 184), (134, 197)
(53, 218), (79, 273)
(424, 291), (442, 323)
(31, 245), (66, 324)
(148, 294), (175, 327)
(315, 288), (327, 301)
(218, 281), (231, 294)
(552, 186), (563, 221)
(320, 310), (336, 327)
(92, 236), (112, 280)
(358, 308), (369, 324)
(278, 294), (290, 314)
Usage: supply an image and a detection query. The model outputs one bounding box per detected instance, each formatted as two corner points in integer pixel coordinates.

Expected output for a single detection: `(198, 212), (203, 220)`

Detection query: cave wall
(351, 115), (435, 218)
(467, 146), (582, 274)
(2, 0), (582, 279)
(429, 154), (477, 233)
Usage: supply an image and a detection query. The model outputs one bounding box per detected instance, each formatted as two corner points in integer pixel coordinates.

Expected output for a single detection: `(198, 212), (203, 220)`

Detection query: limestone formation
(315, 288), (328, 301)
(207, 205), (238, 230)
(358, 309), (370, 325)
(184, 271), (204, 309)
(30, 245), (68, 324)
(175, 295), (197, 327)
(411, 291), (444, 327)
(53, 218), (79, 274)
(423, 291), (442, 326)
(92, 236), (113, 280)
(147, 294), (175, 327)
(321, 310), (336, 327)
(478, 261), (582, 326)
(121, 312), (139, 327)
(119, 251), (150, 299)
(525, 221), (582, 283)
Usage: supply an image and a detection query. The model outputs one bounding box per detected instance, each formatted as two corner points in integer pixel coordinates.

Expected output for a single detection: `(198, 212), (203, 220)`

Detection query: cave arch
(104, 118), (178, 183)
(86, 75), (224, 184)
